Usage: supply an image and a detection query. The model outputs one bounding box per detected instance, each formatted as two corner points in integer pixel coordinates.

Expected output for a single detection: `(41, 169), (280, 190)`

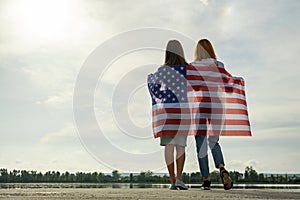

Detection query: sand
(0, 188), (299, 200)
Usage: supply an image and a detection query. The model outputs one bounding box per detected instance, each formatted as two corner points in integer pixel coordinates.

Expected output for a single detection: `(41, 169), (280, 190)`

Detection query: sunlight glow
(8, 0), (78, 41)
(223, 6), (233, 16)
(199, 0), (209, 6)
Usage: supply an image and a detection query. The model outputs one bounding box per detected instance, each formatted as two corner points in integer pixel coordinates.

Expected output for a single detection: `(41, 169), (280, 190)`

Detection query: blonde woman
(191, 39), (233, 190)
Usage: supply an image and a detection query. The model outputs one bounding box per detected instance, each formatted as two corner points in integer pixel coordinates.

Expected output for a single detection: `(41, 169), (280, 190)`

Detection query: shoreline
(1, 182), (300, 189)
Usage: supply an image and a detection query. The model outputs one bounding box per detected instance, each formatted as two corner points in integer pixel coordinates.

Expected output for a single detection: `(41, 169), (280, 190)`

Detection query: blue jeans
(195, 136), (225, 177)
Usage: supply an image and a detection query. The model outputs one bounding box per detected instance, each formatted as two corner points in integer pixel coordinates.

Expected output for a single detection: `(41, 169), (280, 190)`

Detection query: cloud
(1, 0), (300, 173)
(15, 160), (22, 164)
(199, 0), (209, 6)
(226, 159), (260, 172)
(36, 90), (73, 108)
(227, 160), (247, 171)
(247, 160), (259, 169)
(39, 123), (78, 145)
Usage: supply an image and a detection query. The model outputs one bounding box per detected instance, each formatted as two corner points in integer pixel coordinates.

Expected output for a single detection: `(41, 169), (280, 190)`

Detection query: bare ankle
(170, 178), (176, 184)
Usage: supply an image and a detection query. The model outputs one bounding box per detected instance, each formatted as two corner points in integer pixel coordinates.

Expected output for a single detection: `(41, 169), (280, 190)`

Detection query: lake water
(1, 183), (300, 190)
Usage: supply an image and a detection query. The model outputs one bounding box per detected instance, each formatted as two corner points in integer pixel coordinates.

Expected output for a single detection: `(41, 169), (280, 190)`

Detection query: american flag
(147, 62), (251, 138)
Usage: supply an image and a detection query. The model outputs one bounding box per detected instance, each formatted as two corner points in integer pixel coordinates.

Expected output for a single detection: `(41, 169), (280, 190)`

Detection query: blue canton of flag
(147, 65), (187, 105)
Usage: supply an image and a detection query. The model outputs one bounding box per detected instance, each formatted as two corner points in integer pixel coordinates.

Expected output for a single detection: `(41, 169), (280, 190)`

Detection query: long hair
(194, 39), (217, 61)
(164, 40), (187, 66)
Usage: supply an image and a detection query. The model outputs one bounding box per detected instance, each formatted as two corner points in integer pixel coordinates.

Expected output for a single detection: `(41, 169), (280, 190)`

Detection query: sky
(0, 0), (300, 174)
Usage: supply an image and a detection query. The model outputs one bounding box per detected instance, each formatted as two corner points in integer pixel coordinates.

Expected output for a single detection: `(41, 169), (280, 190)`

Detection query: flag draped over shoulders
(147, 61), (251, 138)
(188, 60), (251, 136)
(147, 65), (190, 138)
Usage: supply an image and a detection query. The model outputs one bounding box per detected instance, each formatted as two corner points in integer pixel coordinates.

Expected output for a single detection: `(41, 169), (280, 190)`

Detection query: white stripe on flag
(187, 70), (244, 81)
(153, 124), (250, 132)
(152, 103), (248, 110)
(188, 80), (245, 90)
(188, 91), (246, 100)
(153, 113), (250, 121)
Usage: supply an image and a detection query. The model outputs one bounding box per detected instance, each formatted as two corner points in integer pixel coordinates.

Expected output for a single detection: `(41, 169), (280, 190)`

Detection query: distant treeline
(0, 166), (299, 184)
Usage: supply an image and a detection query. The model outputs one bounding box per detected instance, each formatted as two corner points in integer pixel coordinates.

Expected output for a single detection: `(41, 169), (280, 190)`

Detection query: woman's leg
(175, 145), (185, 181)
(208, 136), (232, 189)
(208, 136), (224, 169)
(195, 136), (210, 180)
(208, 98), (225, 169)
(165, 144), (176, 184)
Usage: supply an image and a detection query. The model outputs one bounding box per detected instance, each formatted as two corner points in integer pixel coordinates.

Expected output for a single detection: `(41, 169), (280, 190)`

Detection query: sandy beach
(0, 188), (299, 200)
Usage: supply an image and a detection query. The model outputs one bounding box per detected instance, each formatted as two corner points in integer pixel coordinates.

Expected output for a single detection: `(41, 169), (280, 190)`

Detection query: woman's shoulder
(190, 58), (215, 66)
(190, 59), (225, 68)
(158, 64), (186, 70)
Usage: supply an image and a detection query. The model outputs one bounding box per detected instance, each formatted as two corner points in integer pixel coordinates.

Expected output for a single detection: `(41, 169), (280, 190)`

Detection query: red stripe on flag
(153, 119), (192, 127)
(152, 108), (191, 115)
(187, 97), (247, 105)
(153, 118), (250, 128)
(187, 65), (233, 77)
(187, 85), (245, 96)
(154, 130), (251, 138)
(153, 107), (248, 115)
